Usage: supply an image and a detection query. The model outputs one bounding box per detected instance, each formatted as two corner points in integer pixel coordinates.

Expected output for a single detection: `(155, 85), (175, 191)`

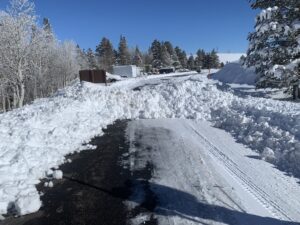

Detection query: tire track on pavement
(188, 123), (294, 222)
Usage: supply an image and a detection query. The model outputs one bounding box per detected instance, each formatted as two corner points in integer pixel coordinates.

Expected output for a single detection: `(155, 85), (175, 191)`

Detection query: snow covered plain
(0, 71), (299, 218)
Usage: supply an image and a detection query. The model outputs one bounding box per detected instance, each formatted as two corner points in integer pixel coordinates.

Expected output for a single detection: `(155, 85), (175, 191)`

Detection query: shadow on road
(55, 176), (300, 225)
(80, 179), (299, 225)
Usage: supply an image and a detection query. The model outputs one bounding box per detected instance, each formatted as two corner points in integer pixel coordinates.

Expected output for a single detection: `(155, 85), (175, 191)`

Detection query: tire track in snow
(188, 123), (294, 222)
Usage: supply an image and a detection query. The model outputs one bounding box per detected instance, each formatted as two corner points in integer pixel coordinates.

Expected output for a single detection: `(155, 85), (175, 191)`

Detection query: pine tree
(245, 0), (300, 93)
(132, 46), (143, 67)
(150, 40), (162, 68)
(210, 49), (220, 68)
(163, 41), (178, 67)
(118, 35), (131, 65)
(175, 46), (187, 68)
(203, 53), (213, 70)
(96, 37), (115, 72)
(42, 18), (54, 42)
(143, 50), (153, 66)
(86, 48), (98, 69)
(161, 44), (172, 67)
(187, 55), (195, 70)
(76, 45), (89, 69)
(195, 49), (206, 69)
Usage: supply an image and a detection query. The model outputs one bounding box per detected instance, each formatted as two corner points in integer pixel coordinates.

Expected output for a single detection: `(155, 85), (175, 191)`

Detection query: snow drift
(0, 73), (299, 217)
(212, 62), (257, 85)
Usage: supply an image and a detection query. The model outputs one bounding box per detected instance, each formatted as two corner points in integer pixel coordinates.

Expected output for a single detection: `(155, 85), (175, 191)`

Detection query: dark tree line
(82, 37), (221, 73)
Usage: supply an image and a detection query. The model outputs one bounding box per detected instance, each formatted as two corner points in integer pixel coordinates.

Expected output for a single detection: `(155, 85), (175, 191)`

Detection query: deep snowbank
(0, 73), (299, 217)
(212, 62), (257, 85)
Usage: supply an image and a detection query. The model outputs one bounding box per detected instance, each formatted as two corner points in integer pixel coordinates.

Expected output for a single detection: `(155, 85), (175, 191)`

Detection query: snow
(14, 192), (41, 216)
(127, 119), (300, 224)
(261, 147), (275, 162)
(106, 73), (122, 81)
(0, 71), (299, 217)
(48, 181), (53, 188)
(113, 65), (139, 78)
(212, 62), (257, 85)
(217, 53), (245, 64)
(52, 170), (63, 179)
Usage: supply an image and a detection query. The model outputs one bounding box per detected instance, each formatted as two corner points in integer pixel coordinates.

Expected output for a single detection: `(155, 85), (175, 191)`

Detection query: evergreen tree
(96, 37), (115, 72)
(210, 49), (220, 68)
(143, 50), (153, 66)
(76, 45), (89, 69)
(150, 39), (162, 68)
(161, 44), (172, 67)
(203, 53), (213, 70)
(245, 0), (300, 92)
(117, 35), (131, 65)
(195, 49), (206, 69)
(86, 48), (98, 69)
(132, 46), (143, 67)
(163, 41), (181, 68)
(187, 55), (195, 70)
(163, 41), (174, 56)
(175, 46), (187, 68)
(42, 18), (54, 41)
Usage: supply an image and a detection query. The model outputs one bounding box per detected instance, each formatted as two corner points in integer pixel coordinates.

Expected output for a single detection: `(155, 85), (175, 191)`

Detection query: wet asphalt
(3, 120), (157, 225)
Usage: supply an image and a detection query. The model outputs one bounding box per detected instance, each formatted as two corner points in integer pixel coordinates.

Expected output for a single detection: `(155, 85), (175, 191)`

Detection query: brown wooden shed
(79, 70), (107, 84)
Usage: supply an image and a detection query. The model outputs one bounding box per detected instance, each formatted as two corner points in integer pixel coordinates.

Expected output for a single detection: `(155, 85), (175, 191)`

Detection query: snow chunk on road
(53, 170), (63, 179)
(15, 192), (41, 216)
(48, 181), (54, 188)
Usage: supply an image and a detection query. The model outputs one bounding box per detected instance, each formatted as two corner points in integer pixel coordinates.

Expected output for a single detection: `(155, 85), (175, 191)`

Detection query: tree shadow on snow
(150, 183), (299, 225)
(108, 180), (299, 225)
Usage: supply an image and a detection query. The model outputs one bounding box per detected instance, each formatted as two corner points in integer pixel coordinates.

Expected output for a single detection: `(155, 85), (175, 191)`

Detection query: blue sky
(0, 0), (258, 54)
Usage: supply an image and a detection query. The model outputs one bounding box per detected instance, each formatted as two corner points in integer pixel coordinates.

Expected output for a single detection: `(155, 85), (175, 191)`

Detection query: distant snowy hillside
(217, 53), (245, 64)
(212, 62), (256, 85)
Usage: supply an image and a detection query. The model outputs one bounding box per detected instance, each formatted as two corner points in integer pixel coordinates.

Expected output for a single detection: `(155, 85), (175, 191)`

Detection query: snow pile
(212, 62), (257, 85)
(0, 73), (299, 217)
(106, 73), (122, 81)
(261, 147), (276, 162)
(52, 170), (63, 180)
(212, 97), (300, 173)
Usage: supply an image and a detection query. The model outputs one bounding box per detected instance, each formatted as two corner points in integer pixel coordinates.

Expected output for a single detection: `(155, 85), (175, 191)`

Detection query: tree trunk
(18, 82), (25, 108)
(293, 85), (299, 100)
(34, 76), (37, 99)
(13, 86), (18, 109)
(1, 87), (6, 112)
(7, 97), (11, 111)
